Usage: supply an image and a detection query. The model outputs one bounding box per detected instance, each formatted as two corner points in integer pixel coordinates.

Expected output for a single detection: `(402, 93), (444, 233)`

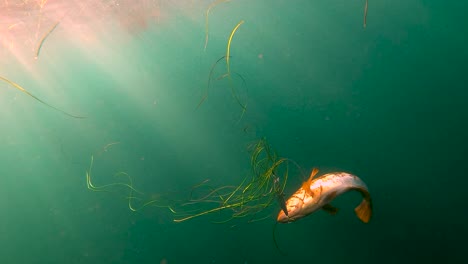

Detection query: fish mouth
(277, 211), (292, 223)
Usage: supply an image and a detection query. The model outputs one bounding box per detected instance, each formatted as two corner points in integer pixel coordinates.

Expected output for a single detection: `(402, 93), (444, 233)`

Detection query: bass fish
(277, 168), (372, 223)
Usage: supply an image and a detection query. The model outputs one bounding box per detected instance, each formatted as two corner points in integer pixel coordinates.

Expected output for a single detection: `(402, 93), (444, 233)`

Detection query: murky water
(0, 1), (466, 263)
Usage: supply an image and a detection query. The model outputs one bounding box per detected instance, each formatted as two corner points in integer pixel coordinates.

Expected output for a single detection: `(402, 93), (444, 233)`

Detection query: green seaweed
(173, 138), (289, 224)
(0, 75), (85, 119)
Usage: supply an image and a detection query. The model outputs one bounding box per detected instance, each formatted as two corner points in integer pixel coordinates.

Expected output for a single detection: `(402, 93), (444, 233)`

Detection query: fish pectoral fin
(322, 204), (339, 215)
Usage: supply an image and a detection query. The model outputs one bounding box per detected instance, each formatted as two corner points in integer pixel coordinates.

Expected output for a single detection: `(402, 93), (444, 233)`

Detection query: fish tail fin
(354, 196), (372, 223)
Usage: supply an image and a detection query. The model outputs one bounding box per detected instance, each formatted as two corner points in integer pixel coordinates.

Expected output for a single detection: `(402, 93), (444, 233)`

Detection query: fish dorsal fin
(302, 168), (319, 196)
(310, 167), (319, 180)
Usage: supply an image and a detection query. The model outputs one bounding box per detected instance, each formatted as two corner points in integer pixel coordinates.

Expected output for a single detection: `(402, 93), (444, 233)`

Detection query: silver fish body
(277, 172), (372, 223)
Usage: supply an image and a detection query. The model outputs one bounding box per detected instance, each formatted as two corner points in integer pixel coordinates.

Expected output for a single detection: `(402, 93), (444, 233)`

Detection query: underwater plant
(196, 55), (246, 112)
(85, 138), (290, 225)
(0, 75), (85, 119)
(204, 0), (231, 51)
(85, 142), (175, 213)
(198, 17), (247, 122)
(35, 21), (60, 60)
(172, 137), (289, 224)
(363, 0), (369, 28)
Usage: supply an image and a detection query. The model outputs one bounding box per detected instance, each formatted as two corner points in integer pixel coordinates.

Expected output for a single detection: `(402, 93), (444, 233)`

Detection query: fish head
(277, 189), (306, 223)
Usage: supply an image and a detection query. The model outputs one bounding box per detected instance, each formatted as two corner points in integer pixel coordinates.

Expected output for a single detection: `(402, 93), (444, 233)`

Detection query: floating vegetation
(363, 0), (368, 28)
(172, 138), (289, 224)
(196, 55), (227, 109)
(225, 20), (247, 120)
(226, 20), (244, 77)
(204, 0), (231, 51)
(197, 20), (248, 121)
(35, 21), (60, 60)
(197, 55), (246, 106)
(85, 139), (293, 229)
(196, 54), (247, 122)
(85, 143), (175, 213)
(0, 75), (86, 119)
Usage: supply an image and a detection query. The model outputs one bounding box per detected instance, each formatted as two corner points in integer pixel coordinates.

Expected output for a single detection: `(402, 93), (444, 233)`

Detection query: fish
(277, 168), (372, 223)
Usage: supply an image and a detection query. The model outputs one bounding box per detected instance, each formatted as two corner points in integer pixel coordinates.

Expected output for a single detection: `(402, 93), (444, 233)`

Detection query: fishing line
(272, 221), (287, 256)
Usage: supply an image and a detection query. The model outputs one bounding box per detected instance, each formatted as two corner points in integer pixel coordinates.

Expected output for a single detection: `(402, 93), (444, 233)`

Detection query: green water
(0, 0), (466, 263)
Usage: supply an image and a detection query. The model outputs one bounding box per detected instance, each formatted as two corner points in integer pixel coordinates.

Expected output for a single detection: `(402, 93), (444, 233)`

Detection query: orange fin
(302, 168), (319, 196)
(310, 167), (319, 180)
(354, 198), (372, 223)
(301, 181), (312, 196)
(322, 204), (339, 215)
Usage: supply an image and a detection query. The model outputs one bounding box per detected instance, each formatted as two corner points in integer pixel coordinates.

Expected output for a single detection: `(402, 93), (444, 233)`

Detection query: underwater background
(0, 0), (466, 263)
